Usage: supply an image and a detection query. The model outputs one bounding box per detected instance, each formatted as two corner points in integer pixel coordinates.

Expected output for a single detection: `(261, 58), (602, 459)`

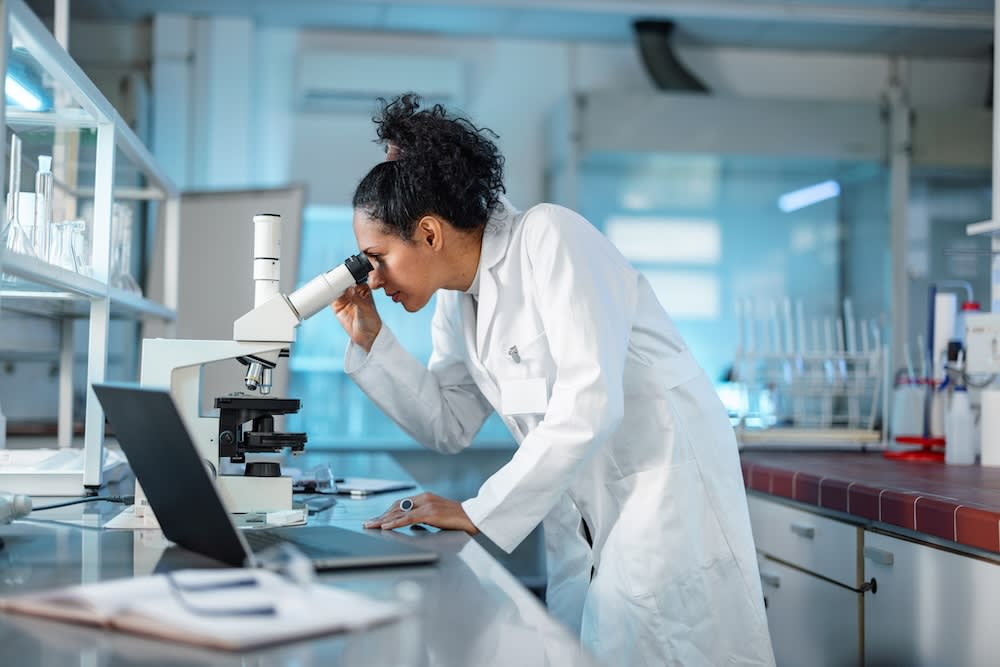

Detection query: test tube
(33, 155), (52, 263)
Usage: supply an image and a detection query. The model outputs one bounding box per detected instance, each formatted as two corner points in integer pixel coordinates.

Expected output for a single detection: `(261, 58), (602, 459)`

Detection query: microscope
(137, 213), (372, 516)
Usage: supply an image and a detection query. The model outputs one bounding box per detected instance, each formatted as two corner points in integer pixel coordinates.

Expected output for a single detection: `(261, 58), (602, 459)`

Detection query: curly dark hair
(352, 93), (506, 240)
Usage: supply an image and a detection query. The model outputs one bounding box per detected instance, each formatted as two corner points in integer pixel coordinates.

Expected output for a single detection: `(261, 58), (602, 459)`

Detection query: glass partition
(577, 151), (890, 426)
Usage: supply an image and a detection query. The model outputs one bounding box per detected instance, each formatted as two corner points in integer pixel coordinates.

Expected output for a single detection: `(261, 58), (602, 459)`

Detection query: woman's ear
(416, 215), (444, 250)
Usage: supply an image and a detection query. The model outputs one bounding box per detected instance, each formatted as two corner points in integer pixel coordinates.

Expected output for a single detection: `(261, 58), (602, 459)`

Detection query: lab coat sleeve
(344, 299), (493, 454)
(462, 206), (635, 552)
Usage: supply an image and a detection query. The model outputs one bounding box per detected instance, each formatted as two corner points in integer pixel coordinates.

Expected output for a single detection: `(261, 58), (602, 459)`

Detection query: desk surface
(0, 452), (598, 667)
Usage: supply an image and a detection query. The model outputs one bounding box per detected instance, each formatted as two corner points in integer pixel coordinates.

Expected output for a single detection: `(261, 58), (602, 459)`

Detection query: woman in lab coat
(334, 94), (775, 667)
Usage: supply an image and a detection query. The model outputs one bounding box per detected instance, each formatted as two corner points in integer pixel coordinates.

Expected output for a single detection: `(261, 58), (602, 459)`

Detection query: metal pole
(888, 58), (911, 382)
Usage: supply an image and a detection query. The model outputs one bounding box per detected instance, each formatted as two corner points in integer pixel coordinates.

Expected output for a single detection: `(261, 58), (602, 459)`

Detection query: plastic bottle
(0, 491), (31, 524)
(945, 386), (976, 465)
(954, 301), (981, 347)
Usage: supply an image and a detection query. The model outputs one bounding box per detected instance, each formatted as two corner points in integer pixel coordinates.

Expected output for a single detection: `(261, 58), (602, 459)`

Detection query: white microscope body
(135, 213), (371, 519)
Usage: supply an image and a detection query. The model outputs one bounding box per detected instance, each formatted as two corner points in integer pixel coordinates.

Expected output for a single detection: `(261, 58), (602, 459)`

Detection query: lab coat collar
(474, 195), (519, 356)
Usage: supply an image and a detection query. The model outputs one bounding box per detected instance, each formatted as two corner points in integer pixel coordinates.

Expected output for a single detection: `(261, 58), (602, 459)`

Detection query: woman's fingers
(362, 493), (478, 535)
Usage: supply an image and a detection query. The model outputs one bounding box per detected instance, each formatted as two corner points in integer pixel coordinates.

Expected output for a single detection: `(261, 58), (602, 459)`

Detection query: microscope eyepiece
(344, 253), (374, 283)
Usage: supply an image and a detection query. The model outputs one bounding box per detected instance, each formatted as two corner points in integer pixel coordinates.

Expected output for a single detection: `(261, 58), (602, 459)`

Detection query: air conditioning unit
(295, 51), (465, 112)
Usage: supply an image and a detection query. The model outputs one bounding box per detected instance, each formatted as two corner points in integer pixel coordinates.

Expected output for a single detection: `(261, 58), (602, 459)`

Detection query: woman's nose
(367, 268), (385, 290)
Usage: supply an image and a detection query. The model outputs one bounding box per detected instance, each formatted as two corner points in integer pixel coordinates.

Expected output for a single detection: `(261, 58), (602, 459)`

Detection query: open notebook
(0, 568), (401, 651)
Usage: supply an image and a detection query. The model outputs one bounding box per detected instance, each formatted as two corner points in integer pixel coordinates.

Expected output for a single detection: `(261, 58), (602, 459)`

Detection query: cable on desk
(31, 495), (135, 511)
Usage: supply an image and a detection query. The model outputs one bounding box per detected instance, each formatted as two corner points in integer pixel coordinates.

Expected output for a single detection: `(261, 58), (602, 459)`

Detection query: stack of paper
(0, 569), (402, 651)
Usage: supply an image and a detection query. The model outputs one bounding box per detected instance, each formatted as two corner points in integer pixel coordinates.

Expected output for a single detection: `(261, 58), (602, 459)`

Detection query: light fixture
(778, 179), (841, 213)
(5, 74), (44, 111)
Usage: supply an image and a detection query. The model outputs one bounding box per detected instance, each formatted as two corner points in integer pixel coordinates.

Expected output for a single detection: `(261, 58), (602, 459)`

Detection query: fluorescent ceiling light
(5, 75), (43, 111)
(778, 180), (840, 213)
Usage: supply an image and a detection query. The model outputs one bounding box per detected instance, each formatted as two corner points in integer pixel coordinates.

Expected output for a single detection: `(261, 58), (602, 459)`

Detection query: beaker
(48, 220), (78, 272)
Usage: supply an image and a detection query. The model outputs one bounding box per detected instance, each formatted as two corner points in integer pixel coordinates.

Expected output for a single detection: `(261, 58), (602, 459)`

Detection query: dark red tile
(848, 484), (881, 520)
(820, 478), (850, 512)
(956, 507), (1000, 553)
(793, 472), (821, 506)
(914, 496), (958, 542)
(750, 467), (771, 493)
(770, 469), (794, 500)
(879, 490), (918, 530)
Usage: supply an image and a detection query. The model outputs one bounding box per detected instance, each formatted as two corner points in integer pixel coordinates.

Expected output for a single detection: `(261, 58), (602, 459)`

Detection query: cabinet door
(864, 531), (1000, 666)
(748, 494), (860, 586)
(758, 556), (861, 667)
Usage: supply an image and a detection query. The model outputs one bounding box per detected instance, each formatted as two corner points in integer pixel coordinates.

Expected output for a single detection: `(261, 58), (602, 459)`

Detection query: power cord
(31, 495), (135, 511)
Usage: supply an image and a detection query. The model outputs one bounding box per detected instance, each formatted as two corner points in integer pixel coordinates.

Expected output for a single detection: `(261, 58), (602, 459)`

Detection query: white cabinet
(757, 556), (861, 667)
(0, 0), (178, 493)
(747, 493), (863, 666)
(864, 531), (1000, 666)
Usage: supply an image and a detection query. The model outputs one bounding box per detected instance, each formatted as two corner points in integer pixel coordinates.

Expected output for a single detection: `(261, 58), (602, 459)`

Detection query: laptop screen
(93, 383), (251, 567)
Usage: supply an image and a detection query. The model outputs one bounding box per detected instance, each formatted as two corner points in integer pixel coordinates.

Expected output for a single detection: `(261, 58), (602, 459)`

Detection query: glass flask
(2, 134), (36, 258)
(112, 202), (141, 294)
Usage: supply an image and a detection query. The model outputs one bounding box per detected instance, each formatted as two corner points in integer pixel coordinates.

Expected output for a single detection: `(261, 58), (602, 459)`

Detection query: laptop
(92, 382), (438, 571)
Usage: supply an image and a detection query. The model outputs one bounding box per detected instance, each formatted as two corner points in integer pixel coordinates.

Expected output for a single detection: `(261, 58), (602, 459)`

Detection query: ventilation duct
(633, 20), (708, 93)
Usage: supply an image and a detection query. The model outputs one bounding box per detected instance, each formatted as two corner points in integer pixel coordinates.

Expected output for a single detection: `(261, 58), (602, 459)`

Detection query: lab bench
(0, 452), (598, 667)
(741, 450), (1000, 666)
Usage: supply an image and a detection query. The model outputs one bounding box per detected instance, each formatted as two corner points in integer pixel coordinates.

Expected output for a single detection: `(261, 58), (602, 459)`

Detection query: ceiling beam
(343, 0), (993, 31)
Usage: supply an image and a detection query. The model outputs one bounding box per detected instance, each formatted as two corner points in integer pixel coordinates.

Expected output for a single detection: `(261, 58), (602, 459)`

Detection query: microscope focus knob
(220, 431), (235, 446)
(245, 461), (281, 477)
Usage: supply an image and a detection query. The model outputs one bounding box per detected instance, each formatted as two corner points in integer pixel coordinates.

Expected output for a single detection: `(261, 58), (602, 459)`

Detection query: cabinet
(864, 531), (1000, 666)
(747, 493), (863, 666)
(0, 0), (179, 492)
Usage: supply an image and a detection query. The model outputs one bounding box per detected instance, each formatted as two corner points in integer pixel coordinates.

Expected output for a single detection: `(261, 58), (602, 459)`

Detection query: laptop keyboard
(243, 528), (349, 557)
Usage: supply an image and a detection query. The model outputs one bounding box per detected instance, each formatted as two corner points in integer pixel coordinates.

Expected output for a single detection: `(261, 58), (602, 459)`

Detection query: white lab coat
(346, 200), (775, 666)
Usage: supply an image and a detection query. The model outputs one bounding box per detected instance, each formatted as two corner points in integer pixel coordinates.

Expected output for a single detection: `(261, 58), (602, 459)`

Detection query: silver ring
(399, 498), (414, 512)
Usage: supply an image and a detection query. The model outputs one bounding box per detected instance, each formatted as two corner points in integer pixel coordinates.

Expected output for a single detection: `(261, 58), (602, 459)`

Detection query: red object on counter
(884, 435), (945, 462)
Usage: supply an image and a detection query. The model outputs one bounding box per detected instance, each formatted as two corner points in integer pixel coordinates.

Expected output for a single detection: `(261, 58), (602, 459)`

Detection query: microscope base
(218, 475), (292, 513)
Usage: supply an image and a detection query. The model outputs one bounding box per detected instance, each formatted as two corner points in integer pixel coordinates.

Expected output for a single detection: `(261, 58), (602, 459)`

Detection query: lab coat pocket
(497, 330), (551, 416)
(500, 377), (548, 415)
(499, 330), (550, 380)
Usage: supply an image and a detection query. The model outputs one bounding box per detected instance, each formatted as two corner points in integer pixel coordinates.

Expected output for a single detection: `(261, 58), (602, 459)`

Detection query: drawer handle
(789, 523), (815, 539)
(760, 572), (781, 589)
(864, 546), (894, 566)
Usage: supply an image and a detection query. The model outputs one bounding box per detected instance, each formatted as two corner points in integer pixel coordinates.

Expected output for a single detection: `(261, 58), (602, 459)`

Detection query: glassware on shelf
(2, 133), (36, 258)
(111, 202), (141, 295)
(32, 155), (52, 261)
(47, 219), (79, 272)
(46, 217), (90, 276)
(69, 219), (91, 277)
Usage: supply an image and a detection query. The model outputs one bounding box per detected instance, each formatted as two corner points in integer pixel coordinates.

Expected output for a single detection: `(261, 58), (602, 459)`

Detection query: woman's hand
(331, 283), (382, 352)
(363, 492), (480, 535)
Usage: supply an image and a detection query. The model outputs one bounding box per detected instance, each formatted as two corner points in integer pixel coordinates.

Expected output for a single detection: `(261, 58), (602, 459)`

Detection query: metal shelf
(966, 219), (1000, 236)
(1, 253), (104, 298)
(0, 0), (180, 493)
(0, 287), (176, 321)
(108, 286), (175, 320)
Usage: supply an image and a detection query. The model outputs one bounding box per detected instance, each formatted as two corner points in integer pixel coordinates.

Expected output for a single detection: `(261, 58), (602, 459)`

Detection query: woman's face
(353, 209), (438, 312)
